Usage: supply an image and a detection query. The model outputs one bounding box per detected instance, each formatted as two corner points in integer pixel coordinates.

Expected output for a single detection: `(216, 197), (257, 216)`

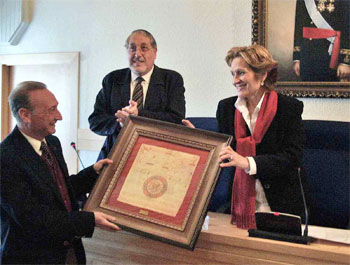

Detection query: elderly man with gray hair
(1, 81), (121, 264)
(89, 29), (186, 160)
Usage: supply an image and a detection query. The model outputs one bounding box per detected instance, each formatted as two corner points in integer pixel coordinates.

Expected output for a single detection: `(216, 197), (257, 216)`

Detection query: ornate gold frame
(252, 0), (349, 98)
(84, 115), (232, 249)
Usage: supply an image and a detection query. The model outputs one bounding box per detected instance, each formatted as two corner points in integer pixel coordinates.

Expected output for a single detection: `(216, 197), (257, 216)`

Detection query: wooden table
(83, 212), (350, 264)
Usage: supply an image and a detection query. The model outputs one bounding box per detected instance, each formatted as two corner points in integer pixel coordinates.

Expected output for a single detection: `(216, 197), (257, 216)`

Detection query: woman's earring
(261, 80), (265, 86)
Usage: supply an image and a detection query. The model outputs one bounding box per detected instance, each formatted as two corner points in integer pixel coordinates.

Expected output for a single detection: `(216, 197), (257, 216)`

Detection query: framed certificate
(84, 116), (232, 249)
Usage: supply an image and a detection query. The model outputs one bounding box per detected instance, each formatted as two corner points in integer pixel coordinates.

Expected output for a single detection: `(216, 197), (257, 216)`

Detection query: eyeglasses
(127, 44), (152, 54)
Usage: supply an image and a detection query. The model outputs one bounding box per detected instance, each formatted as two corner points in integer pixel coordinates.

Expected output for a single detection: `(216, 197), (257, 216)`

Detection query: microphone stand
(70, 142), (87, 209)
(71, 142), (85, 169)
(298, 168), (309, 238)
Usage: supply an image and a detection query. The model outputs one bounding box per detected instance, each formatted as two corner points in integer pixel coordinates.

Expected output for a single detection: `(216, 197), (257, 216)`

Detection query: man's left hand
(115, 100), (139, 123)
(93, 158), (113, 174)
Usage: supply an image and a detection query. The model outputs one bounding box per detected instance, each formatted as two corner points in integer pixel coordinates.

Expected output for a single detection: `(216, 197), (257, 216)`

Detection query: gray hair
(9, 81), (47, 122)
(124, 29), (157, 49)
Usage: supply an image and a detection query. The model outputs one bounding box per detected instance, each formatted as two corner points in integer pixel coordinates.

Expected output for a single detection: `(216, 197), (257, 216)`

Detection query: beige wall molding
(0, 52), (80, 174)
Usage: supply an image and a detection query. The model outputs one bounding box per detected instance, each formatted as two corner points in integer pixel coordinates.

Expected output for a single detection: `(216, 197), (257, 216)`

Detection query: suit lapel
(13, 128), (66, 207)
(144, 65), (164, 109)
(118, 69), (131, 107)
(46, 137), (76, 201)
(46, 137), (69, 177)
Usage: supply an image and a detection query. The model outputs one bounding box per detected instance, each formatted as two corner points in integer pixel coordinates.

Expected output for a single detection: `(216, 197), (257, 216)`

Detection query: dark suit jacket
(88, 65), (186, 160)
(293, 0), (350, 81)
(216, 94), (306, 217)
(1, 127), (97, 264)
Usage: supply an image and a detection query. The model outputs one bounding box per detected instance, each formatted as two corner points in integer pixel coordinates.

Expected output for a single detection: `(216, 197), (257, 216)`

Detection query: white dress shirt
(119, 66), (155, 128)
(130, 66), (154, 104)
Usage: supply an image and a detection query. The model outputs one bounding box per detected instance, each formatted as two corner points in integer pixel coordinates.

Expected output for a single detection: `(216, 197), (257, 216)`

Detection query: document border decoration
(84, 115), (232, 249)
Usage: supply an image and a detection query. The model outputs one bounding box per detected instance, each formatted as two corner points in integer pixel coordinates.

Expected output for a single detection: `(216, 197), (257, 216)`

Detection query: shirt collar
(131, 65), (154, 84)
(235, 93), (265, 113)
(19, 129), (46, 155)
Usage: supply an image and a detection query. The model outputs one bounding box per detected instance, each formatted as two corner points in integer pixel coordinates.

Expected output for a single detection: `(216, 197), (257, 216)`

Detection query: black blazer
(216, 93), (306, 217)
(1, 127), (97, 264)
(88, 65), (186, 160)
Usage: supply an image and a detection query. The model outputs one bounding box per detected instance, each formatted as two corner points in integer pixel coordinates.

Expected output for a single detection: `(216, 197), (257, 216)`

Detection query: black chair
(187, 117), (232, 213)
(187, 117), (350, 229)
(303, 120), (350, 229)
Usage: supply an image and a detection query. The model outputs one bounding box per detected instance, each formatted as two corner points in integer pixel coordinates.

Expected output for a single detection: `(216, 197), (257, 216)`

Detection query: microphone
(298, 167), (309, 238)
(70, 142), (85, 169)
(248, 168), (313, 244)
(71, 141), (88, 209)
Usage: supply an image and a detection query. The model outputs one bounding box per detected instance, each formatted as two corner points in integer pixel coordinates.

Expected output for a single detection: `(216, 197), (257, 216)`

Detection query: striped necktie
(132, 77), (144, 111)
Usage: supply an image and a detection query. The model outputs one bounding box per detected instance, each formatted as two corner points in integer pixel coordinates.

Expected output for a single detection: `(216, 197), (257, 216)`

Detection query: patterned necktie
(41, 141), (54, 168)
(132, 77), (144, 111)
(40, 141), (73, 212)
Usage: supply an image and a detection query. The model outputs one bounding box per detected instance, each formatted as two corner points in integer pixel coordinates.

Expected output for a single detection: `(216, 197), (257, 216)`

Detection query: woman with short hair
(184, 45), (306, 229)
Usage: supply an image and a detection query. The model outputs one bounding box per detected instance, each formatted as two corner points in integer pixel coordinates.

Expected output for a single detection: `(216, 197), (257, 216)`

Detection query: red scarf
(231, 90), (278, 229)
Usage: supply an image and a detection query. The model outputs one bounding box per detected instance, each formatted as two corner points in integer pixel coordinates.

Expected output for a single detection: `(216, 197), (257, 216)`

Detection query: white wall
(0, 0), (250, 122)
(1, 0), (349, 164)
(1, 0), (348, 121)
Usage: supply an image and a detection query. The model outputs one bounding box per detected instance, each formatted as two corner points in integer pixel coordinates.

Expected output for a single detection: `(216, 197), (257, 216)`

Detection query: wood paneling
(83, 212), (350, 265)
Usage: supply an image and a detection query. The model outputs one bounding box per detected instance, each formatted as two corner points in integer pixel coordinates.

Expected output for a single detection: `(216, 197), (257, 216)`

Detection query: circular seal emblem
(143, 176), (168, 198)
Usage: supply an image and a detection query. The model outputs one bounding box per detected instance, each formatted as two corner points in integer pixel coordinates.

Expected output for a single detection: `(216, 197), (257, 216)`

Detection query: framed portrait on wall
(252, 0), (350, 98)
(84, 116), (232, 249)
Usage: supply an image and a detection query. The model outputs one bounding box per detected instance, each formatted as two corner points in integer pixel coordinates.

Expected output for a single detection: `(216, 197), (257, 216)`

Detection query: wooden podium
(83, 212), (350, 264)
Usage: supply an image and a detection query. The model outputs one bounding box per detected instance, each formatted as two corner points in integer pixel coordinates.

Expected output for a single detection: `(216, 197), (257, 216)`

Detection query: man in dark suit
(292, 0), (350, 81)
(1, 81), (121, 264)
(89, 29), (186, 160)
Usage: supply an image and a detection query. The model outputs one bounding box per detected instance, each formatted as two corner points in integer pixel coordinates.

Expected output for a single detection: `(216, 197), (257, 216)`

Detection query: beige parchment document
(117, 144), (200, 217)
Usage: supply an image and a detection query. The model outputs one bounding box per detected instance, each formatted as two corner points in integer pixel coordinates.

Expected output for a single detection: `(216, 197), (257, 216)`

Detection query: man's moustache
(133, 57), (144, 63)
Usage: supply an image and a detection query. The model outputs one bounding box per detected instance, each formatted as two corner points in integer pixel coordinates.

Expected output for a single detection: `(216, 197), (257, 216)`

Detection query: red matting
(105, 136), (210, 227)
